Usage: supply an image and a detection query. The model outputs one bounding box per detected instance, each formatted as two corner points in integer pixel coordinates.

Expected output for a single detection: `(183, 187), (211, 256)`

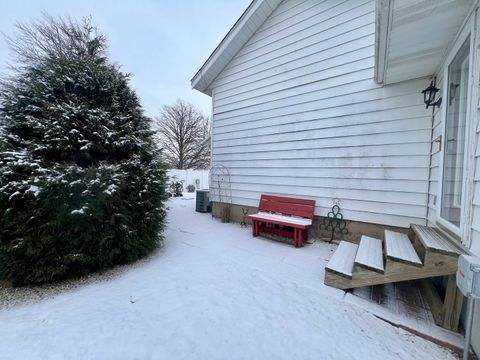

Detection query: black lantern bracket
(422, 77), (442, 109)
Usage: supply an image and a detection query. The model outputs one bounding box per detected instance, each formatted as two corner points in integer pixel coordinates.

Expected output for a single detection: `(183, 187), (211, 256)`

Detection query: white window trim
(436, 15), (475, 241)
(453, 55), (469, 209)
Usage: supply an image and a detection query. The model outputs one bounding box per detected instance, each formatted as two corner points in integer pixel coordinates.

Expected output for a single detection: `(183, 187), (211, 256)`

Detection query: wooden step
(324, 231), (459, 290)
(354, 236), (384, 273)
(411, 224), (462, 256)
(384, 230), (422, 266)
(325, 241), (358, 279)
(325, 256), (459, 290)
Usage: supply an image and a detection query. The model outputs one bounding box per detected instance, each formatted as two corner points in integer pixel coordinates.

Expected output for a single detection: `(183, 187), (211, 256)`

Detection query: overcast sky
(0, 0), (251, 118)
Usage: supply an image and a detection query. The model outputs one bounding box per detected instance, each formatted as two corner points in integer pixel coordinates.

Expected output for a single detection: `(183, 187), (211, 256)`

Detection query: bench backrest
(258, 194), (315, 220)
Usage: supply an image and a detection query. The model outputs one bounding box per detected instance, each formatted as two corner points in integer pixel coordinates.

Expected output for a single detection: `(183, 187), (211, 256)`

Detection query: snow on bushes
(0, 16), (167, 285)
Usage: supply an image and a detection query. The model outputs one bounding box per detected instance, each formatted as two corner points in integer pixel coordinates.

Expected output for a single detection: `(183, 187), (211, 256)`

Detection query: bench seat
(247, 194), (315, 248)
(248, 212), (313, 228)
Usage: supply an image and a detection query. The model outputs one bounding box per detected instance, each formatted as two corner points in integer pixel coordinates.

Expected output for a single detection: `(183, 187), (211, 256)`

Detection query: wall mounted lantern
(421, 77), (442, 109)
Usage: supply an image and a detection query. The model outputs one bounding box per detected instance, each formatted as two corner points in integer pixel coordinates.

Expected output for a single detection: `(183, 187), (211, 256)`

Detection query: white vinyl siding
(469, 91), (480, 360)
(471, 45), (480, 254)
(209, 0), (431, 228)
(470, 103), (480, 256)
(470, 21), (480, 357)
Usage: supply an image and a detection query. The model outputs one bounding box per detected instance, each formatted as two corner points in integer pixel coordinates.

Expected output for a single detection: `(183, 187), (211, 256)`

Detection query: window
(441, 36), (470, 228)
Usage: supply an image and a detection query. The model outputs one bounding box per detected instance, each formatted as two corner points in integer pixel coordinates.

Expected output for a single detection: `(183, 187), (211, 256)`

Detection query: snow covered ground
(0, 194), (458, 359)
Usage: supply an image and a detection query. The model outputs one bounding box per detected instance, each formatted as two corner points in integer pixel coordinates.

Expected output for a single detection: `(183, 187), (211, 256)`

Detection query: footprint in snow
(179, 228), (195, 235)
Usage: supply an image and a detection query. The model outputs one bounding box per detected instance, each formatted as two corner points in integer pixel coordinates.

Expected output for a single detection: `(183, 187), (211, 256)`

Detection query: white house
(192, 0), (480, 353)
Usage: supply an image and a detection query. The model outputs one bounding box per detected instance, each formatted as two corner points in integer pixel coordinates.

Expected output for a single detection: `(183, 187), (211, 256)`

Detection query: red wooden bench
(247, 194), (316, 248)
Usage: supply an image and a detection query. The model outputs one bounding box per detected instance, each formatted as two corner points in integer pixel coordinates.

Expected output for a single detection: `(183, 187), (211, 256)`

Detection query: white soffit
(375, 0), (475, 84)
(191, 0), (283, 96)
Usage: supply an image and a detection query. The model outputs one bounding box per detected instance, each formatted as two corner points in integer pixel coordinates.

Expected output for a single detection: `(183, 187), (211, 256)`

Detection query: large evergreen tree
(0, 16), (167, 285)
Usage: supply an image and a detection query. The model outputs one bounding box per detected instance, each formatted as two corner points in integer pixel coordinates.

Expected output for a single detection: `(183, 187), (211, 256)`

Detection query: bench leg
(252, 220), (259, 237)
(294, 228), (303, 248)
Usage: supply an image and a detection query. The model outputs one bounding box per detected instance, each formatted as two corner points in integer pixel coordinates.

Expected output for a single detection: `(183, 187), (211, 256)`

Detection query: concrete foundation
(212, 201), (409, 244)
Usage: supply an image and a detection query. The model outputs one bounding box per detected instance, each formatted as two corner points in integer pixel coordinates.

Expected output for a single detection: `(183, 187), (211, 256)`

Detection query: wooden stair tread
(324, 231), (460, 291)
(385, 230), (422, 266)
(411, 224), (462, 256)
(355, 236), (384, 272)
(325, 241), (358, 278)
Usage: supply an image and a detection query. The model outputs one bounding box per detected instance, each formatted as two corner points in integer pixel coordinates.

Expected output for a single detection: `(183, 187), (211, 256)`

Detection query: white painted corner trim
(374, 0), (392, 84)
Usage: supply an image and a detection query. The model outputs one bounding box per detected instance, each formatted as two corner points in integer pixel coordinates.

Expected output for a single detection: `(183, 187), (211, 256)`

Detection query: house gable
(191, 0), (283, 96)
(203, 0), (433, 228)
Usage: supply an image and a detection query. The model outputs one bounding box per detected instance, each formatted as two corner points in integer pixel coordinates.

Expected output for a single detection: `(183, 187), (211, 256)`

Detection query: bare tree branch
(153, 99), (210, 169)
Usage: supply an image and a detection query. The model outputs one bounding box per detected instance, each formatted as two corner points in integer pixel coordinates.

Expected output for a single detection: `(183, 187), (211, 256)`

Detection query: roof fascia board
(191, 0), (264, 94)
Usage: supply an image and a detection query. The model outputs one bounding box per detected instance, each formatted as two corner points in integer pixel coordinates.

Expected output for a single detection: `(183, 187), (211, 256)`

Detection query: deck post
(442, 274), (464, 331)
